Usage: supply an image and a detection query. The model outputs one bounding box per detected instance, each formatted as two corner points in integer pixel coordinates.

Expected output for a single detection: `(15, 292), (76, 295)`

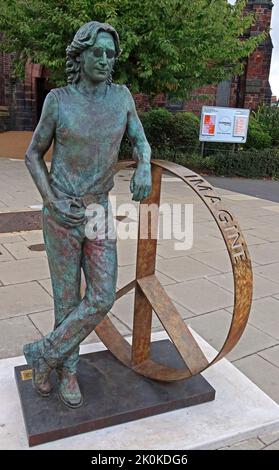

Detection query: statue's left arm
(124, 87), (152, 202)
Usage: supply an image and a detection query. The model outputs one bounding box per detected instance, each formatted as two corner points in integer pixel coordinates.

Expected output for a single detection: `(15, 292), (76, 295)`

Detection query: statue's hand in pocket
(46, 197), (86, 228)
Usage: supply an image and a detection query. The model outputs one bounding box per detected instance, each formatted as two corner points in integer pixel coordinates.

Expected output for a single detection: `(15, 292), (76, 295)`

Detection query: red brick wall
(242, 1), (273, 110)
(133, 93), (166, 112)
(182, 85), (217, 115)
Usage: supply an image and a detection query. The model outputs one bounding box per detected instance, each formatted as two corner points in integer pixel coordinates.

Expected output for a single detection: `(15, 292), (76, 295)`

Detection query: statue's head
(66, 21), (121, 85)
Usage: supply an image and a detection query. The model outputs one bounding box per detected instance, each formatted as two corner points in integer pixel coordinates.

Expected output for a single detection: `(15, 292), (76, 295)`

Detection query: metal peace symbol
(95, 160), (253, 381)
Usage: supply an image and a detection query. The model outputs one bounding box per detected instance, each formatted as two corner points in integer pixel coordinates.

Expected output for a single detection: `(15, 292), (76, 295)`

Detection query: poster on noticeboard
(200, 106), (250, 143)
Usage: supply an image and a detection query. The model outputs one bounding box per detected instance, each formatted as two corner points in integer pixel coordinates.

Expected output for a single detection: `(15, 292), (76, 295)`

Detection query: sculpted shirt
(48, 83), (133, 197)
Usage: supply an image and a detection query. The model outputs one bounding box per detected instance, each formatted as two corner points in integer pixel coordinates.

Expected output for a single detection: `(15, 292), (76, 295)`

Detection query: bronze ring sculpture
(95, 159), (253, 381)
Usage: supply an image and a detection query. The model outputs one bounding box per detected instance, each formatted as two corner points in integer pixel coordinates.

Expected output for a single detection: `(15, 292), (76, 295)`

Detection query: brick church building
(0, 0), (274, 131)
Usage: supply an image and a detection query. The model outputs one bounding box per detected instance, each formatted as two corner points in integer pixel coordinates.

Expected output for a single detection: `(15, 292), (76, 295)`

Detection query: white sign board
(199, 106), (250, 143)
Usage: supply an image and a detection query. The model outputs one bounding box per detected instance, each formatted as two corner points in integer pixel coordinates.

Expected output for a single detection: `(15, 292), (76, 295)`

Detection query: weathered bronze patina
(23, 21), (152, 408)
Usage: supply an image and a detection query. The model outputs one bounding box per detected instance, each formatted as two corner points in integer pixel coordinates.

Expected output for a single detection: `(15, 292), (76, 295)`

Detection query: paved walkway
(0, 157), (279, 449)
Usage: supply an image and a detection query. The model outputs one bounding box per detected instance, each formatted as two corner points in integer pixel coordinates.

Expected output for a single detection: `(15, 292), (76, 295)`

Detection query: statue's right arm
(25, 92), (57, 207)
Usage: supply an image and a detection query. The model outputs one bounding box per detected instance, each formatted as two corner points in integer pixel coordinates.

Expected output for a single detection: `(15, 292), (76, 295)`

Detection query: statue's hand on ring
(130, 162), (152, 202)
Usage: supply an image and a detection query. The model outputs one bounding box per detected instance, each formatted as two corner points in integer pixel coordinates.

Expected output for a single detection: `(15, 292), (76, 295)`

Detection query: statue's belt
(51, 186), (108, 207)
(81, 192), (108, 207)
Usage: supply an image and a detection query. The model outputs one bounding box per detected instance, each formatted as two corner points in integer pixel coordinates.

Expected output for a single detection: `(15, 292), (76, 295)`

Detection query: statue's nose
(99, 59), (107, 67)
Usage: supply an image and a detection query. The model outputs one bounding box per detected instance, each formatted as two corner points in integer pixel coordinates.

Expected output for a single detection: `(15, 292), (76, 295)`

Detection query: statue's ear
(76, 56), (81, 63)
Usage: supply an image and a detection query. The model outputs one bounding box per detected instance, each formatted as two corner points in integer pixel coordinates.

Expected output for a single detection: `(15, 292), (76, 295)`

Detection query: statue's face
(80, 31), (116, 84)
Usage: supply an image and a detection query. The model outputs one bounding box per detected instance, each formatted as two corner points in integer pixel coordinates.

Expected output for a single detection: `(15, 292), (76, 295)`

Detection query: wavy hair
(66, 21), (121, 85)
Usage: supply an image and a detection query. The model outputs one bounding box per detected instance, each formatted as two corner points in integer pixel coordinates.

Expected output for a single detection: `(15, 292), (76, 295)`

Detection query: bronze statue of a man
(23, 21), (151, 408)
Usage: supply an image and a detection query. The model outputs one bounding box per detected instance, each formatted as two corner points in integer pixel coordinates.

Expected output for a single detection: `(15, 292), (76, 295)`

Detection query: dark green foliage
(167, 112), (200, 152)
(140, 108), (173, 149)
(245, 115), (272, 150)
(0, 0), (266, 96)
(253, 105), (279, 147)
(142, 109), (200, 150)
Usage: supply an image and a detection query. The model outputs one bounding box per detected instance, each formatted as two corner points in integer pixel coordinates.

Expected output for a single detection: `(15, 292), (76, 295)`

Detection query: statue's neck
(76, 79), (107, 99)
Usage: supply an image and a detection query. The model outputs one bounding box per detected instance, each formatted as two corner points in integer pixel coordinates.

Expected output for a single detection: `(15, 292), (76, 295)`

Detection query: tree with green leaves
(0, 0), (266, 98)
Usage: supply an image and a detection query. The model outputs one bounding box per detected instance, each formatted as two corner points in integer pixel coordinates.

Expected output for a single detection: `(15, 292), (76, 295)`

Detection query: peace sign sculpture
(95, 160), (253, 380)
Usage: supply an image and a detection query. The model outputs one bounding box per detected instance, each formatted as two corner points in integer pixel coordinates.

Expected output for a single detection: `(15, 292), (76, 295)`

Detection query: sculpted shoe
(23, 342), (52, 397)
(57, 369), (83, 409)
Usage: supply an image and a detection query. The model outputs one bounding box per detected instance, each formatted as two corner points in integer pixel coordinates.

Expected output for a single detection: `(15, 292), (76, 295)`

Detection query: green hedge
(119, 108), (200, 159)
(173, 148), (279, 179)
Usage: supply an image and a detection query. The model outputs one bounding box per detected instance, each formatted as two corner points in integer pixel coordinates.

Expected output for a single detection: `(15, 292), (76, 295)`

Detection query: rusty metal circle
(95, 160), (253, 381)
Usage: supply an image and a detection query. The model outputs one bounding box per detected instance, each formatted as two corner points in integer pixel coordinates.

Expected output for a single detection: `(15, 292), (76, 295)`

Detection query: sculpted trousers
(41, 199), (117, 371)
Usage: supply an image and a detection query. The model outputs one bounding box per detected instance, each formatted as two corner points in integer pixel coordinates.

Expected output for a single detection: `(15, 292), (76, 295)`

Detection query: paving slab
(0, 281), (53, 319)
(186, 310), (278, 361)
(0, 258), (50, 285)
(248, 226), (279, 242)
(37, 279), (52, 297)
(156, 240), (193, 259)
(233, 354), (279, 403)
(207, 273), (279, 300)
(0, 234), (24, 244)
(263, 440), (279, 450)
(226, 297), (279, 341)
(28, 309), (54, 336)
(249, 214), (279, 227)
(223, 194), (260, 202)
(117, 241), (137, 266)
(1, 331), (279, 449)
(19, 231), (44, 244)
(156, 256), (219, 282)
(258, 345), (279, 368)
(220, 437), (264, 450)
(259, 428), (279, 445)
(0, 316), (42, 359)
(165, 278), (233, 314)
(246, 298), (279, 340)
(249, 242), (279, 265)
(254, 262), (279, 284)
(240, 232), (268, 245)
(189, 250), (231, 273)
(193, 220), (225, 237)
(3, 241), (46, 260)
(262, 206), (279, 214)
(0, 244), (14, 262)
(0, 201), (8, 210)
(192, 234), (232, 252)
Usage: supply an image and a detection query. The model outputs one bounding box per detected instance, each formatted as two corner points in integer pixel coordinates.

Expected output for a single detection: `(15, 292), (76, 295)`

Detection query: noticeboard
(199, 106), (250, 143)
